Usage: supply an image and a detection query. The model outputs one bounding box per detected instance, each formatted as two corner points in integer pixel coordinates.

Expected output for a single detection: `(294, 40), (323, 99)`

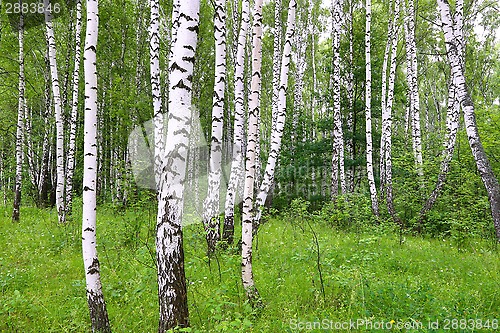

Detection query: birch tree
(12, 14), (24, 223)
(365, 0), (379, 216)
(66, 0), (83, 217)
(383, 0), (401, 224)
(272, 0), (282, 131)
(379, 0), (394, 194)
(419, 0), (462, 224)
(81, 0), (111, 331)
(345, 0), (355, 192)
(437, 0), (500, 241)
(402, 0), (423, 179)
(203, 0), (227, 255)
(156, 1), (200, 330)
(223, 0), (250, 245)
(242, 0), (264, 306)
(331, 0), (346, 198)
(253, 0), (297, 230)
(294, 6), (308, 130)
(150, 0), (164, 191)
(45, 0), (66, 224)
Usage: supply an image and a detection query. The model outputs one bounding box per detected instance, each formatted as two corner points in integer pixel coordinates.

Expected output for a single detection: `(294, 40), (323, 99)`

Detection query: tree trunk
(223, 0), (250, 245)
(82, 0), (112, 331)
(45, 0), (66, 224)
(379, 0), (395, 196)
(253, 0), (297, 230)
(66, 0), (83, 217)
(331, 0), (346, 199)
(272, 0), (282, 132)
(419, 0), (463, 225)
(384, 0), (402, 225)
(242, 0), (264, 306)
(365, 0), (379, 216)
(437, 0), (500, 241)
(156, 1), (200, 331)
(150, 0), (164, 193)
(402, 0), (423, 180)
(203, 0), (227, 255)
(346, 0), (355, 193)
(12, 14), (25, 223)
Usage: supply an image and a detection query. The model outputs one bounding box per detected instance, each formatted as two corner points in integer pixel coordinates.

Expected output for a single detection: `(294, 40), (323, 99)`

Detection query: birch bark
(66, 0), (82, 217)
(365, 0), (379, 216)
(379, 0), (396, 195)
(385, 0), (401, 225)
(203, 0), (227, 255)
(150, 0), (164, 192)
(45, 0), (66, 224)
(272, 0), (282, 131)
(82, 0), (111, 330)
(12, 14), (24, 223)
(242, 0), (264, 305)
(437, 0), (500, 240)
(156, 1), (200, 330)
(402, 0), (423, 179)
(223, 0), (250, 245)
(346, 0), (355, 192)
(419, 0), (463, 224)
(253, 0), (297, 229)
(331, 0), (346, 198)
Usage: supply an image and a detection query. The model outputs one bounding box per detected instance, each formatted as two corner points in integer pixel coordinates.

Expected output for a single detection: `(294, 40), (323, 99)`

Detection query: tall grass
(0, 202), (498, 332)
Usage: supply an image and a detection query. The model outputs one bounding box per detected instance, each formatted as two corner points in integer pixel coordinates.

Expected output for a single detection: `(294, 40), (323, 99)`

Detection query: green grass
(1, 203), (499, 332)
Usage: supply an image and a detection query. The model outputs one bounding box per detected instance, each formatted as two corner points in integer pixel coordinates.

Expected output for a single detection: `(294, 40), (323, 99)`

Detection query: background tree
(45, 0), (66, 224)
(81, 0), (112, 330)
(203, 0), (227, 255)
(242, 0), (264, 306)
(12, 13), (25, 223)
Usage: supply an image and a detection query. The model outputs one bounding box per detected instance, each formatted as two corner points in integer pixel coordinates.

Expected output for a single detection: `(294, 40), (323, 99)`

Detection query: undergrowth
(0, 201), (499, 332)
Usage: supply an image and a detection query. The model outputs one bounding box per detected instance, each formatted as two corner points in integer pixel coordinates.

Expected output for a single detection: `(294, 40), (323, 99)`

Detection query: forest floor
(1, 202), (499, 332)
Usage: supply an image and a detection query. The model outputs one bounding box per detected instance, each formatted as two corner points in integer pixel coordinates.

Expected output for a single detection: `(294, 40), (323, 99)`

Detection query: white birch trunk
(12, 15), (24, 222)
(379, 0), (396, 195)
(45, 0), (66, 224)
(156, 1), (200, 330)
(66, 0), (82, 217)
(402, 0), (423, 179)
(150, 0), (164, 192)
(419, 0), (463, 224)
(81, 0), (111, 331)
(223, 0), (250, 245)
(242, 0), (264, 305)
(365, 0), (379, 216)
(272, 0), (282, 132)
(346, 0), (355, 192)
(331, 0), (346, 198)
(384, 0), (401, 225)
(293, 6), (308, 123)
(253, 0), (297, 228)
(203, 0), (227, 255)
(437, 0), (500, 240)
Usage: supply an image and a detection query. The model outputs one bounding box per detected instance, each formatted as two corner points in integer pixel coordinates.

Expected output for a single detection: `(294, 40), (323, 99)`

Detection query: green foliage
(1, 205), (499, 332)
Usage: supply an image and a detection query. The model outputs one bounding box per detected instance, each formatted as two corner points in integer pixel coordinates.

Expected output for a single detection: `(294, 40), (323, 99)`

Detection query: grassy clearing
(0, 203), (499, 332)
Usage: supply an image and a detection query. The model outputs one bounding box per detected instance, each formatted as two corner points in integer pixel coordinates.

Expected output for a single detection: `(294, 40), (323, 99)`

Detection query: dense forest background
(0, 0), (499, 331)
(0, 0), (498, 233)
